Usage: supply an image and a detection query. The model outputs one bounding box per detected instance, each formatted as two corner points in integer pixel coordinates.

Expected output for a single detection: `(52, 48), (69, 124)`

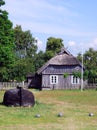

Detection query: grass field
(0, 89), (97, 130)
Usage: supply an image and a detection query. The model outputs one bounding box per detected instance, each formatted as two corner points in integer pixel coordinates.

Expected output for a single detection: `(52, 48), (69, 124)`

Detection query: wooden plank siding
(27, 48), (85, 90)
(42, 65), (81, 74)
(41, 74), (81, 90)
(41, 65), (81, 90)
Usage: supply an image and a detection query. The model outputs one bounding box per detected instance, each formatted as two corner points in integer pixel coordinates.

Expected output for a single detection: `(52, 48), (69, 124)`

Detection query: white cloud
(67, 38), (97, 56)
(68, 41), (76, 47)
(67, 41), (80, 56)
(35, 37), (45, 51)
(84, 38), (97, 51)
(2, 0), (84, 37)
(2, 0), (97, 56)
(92, 38), (97, 47)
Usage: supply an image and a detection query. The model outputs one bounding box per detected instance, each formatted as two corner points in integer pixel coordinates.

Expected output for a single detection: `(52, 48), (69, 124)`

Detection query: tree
(76, 53), (82, 62)
(11, 25), (38, 81)
(9, 58), (35, 82)
(88, 70), (97, 84)
(44, 50), (54, 62)
(72, 71), (81, 79)
(46, 37), (64, 52)
(34, 51), (45, 71)
(0, 0), (15, 81)
(14, 25), (37, 58)
(84, 48), (97, 83)
(77, 48), (97, 84)
(84, 48), (97, 70)
(0, 0), (5, 6)
(44, 37), (64, 61)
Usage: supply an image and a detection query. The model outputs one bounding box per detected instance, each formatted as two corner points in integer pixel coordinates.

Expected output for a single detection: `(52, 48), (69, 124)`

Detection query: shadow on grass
(0, 102), (3, 105)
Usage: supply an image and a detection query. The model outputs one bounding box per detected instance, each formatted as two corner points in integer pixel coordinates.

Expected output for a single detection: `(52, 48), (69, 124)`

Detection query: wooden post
(17, 86), (22, 106)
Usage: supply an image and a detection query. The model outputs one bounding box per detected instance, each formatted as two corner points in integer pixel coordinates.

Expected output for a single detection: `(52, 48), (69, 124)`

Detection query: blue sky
(2, 0), (97, 55)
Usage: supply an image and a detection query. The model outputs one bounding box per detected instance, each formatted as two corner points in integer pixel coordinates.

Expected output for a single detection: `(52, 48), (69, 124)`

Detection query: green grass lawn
(0, 89), (97, 130)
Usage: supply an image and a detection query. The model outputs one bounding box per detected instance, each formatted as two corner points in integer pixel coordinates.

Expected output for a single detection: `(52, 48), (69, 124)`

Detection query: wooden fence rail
(0, 82), (96, 90)
(0, 82), (28, 90)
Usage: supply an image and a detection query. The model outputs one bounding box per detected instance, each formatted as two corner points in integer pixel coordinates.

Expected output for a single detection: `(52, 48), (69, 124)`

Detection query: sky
(2, 0), (97, 56)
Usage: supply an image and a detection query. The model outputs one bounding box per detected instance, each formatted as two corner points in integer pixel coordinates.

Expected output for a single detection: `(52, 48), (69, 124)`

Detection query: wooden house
(27, 48), (84, 90)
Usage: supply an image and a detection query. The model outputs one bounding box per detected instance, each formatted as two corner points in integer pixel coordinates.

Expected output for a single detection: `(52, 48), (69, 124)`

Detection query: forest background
(0, 0), (97, 83)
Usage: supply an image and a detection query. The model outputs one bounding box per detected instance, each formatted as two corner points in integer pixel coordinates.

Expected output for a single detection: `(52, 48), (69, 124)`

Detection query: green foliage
(88, 70), (96, 78)
(72, 71), (81, 79)
(46, 37), (64, 52)
(72, 69), (97, 83)
(0, 67), (8, 81)
(77, 48), (97, 83)
(0, 46), (15, 67)
(77, 48), (97, 71)
(34, 51), (46, 71)
(63, 73), (69, 78)
(0, 0), (15, 81)
(9, 25), (38, 81)
(73, 70), (97, 81)
(9, 59), (26, 81)
(14, 25), (37, 58)
(43, 50), (54, 62)
(0, 0), (5, 6)
(76, 53), (82, 62)
(84, 48), (97, 71)
(83, 70), (89, 80)
(45, 37), (64, 61)
(88, 69), (97, 84)
(9, 58), (35, 82)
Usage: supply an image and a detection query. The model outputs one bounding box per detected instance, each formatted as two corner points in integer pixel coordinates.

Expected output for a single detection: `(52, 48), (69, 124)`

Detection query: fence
(0, 82), (28, 90)
(84, 83), (97, 89)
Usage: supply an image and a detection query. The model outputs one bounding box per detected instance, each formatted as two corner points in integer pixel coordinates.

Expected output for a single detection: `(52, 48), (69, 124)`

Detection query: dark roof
(26, 73), (35, 78)
(37, 48), (81, 74)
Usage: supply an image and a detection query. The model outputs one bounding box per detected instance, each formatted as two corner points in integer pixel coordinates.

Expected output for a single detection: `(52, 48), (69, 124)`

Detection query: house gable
(37, 48), (82, 75)
(41, 64), (81, 75)
(28, 48), (84, 90)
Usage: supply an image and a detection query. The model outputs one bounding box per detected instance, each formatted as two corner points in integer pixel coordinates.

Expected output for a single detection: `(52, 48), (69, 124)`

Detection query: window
(71, 75), (79, 84)
(50, 75), (58, 84)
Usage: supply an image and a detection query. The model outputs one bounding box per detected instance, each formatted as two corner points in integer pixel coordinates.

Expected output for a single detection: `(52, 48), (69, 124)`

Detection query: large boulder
(3, 87), (35, 107)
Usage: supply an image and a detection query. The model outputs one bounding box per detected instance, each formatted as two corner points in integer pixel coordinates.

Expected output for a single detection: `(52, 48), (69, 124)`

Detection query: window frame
(71, 75), (80, 84)
(50, 75), (58, 84)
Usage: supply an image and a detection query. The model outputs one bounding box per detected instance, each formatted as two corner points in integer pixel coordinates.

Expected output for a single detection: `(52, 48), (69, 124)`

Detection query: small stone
(35, 114), (41, 118)
(89, 113), (94, 117)
(58, 113), (63, 117)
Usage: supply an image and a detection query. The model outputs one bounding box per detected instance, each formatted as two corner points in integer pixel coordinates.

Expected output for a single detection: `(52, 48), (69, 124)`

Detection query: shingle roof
(37, 48), (81, 74)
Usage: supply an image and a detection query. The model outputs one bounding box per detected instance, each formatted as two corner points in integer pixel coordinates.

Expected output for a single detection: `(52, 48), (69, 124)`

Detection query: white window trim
(50, 75), (58, 84)
(71, 75), (80, 84)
